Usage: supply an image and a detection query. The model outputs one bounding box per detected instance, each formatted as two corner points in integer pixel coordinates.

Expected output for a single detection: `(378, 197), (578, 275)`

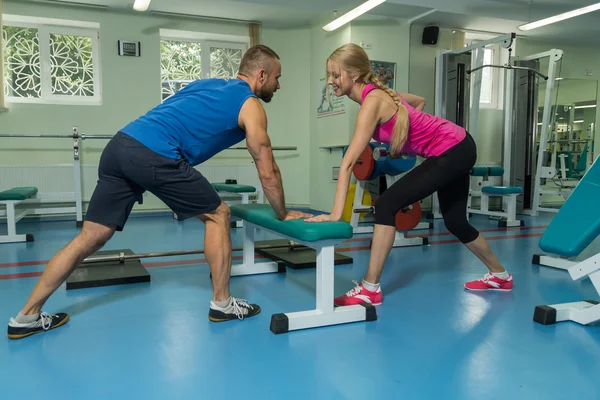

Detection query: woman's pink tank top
(361, 83), (466, 157)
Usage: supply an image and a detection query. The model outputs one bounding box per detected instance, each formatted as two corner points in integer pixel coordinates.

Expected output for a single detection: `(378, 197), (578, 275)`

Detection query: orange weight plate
(395, 202), (422, 231)
(352, 145), (375, 181)
(372, 197), (422, 231)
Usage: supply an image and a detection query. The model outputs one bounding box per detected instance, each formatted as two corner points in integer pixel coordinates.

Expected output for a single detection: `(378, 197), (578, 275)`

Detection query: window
(465, 35), (507, 110)
(2, 15), (101, 105)
(159, 29), (248, 101)
(479, 48), (494, 104)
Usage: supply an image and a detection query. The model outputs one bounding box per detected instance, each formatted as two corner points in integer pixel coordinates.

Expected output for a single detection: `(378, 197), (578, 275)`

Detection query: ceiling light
(518, 2), (600, 31)
(133, 0), (151, 12)
(322, 0), (386, 32)
(574, 105), (596, 109)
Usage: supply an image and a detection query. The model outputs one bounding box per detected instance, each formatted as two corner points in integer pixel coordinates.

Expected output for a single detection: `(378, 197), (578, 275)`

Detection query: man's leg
(7, 221), (117, 340)
(21, 222), (116, 316)
(8, 133), (145, 340)
(198, 202), (232, 302)
(149, 159), (261, 322)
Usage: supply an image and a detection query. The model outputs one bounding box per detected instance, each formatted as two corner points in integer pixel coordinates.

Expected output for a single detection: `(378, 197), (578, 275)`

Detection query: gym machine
(430, 33), (516, 220)
(431, 34), (566, 220)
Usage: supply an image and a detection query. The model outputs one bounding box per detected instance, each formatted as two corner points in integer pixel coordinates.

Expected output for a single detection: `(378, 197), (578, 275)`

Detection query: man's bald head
(238, 44), (281, 103)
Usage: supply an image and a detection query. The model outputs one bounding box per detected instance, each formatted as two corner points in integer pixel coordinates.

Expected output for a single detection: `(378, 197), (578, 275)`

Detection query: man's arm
(239, 97), (287, 220)
(399, 93), (426, 111)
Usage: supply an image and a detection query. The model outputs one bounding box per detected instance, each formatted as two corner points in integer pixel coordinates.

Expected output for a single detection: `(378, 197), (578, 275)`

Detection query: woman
(306, 43), (512, 306)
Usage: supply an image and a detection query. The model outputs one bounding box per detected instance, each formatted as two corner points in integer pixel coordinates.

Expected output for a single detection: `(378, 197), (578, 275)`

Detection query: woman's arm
(306, 97), (380, 222)
(399, 93), (426, 111)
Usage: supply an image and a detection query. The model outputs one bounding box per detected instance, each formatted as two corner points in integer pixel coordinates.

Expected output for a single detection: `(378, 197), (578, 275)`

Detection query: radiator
(0, 164), (76, 195)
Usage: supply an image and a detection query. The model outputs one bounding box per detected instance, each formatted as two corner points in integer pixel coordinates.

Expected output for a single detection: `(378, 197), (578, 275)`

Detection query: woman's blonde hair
(327, 43), (409, 156)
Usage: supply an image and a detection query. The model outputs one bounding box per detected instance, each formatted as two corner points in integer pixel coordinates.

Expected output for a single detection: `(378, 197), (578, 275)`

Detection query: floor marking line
(0, 232), (544, 280)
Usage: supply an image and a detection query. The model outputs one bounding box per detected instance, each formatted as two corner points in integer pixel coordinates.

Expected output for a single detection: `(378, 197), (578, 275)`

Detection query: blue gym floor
(0, 211), (599, 399)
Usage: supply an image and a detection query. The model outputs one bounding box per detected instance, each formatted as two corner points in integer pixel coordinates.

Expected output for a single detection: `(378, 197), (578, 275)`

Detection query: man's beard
(257, 88), (274, 103)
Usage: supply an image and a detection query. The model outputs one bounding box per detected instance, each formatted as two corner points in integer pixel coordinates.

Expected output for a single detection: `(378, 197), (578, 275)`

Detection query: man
(7, 44), (311, 340)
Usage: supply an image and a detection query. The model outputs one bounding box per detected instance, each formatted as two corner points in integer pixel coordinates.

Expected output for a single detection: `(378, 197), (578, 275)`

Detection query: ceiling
(26, 0), (600, 45)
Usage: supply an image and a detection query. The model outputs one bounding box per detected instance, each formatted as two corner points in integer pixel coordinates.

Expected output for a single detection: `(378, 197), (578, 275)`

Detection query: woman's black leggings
(374, 132), (479, 244)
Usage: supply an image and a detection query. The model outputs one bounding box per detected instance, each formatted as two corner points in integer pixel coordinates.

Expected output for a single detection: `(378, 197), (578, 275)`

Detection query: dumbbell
(353, 198), (422, 231)
(372, 146), (388, 161)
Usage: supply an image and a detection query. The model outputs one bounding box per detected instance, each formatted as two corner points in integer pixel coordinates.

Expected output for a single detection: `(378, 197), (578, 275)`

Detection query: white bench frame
(350, 178), (431, 248)
(534, 252), (600, 325)
(231, 221), (376, 334)
(0, 196), (36, 244)
(468, 189), (524, 228)
(0, 191), (86, 244)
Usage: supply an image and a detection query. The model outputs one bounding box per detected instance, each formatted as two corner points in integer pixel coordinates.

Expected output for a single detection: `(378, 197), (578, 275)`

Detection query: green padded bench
(467, 166), (524, 228)
(0, 187), (38, 244)
(532, 156), (600, 326)
(212, 183), (257, 193)
(229, 203), (376, 334)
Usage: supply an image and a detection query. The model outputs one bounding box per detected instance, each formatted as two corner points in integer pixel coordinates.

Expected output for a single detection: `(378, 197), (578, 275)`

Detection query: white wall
(309, 22), (352, 212)
(308, 19), (412, 213)
(262, 27), (312, 207)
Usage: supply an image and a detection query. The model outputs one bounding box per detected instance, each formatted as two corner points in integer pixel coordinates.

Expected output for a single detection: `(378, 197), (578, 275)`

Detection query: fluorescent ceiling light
(574, 120), (584, 123)
(322, 0), (386, 32)
(133, 0), (151, 11)
(518, 2), (600, 31)
(575, 105), (596, 109)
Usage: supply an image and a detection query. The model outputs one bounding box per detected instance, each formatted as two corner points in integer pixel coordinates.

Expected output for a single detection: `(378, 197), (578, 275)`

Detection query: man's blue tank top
(120, 78), (256, 166)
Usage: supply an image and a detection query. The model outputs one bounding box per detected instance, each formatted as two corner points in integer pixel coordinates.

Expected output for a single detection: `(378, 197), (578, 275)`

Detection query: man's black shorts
(85, 132), (221, 231)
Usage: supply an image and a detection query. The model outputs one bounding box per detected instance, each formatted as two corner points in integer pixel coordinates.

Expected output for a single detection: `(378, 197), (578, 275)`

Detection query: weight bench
(0, 187), (38, 244)
(468, 166), (524, 228)
(230, 204), (377, 334)
(533, 156), (600, 326)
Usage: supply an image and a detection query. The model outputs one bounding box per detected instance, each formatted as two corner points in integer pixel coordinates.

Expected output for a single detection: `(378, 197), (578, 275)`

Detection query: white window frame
(159, 29), (248, 97)
(2, 14), (102, 106)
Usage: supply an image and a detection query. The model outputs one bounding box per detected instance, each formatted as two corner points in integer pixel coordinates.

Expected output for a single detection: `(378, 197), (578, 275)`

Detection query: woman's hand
(304, 213), (340, 223)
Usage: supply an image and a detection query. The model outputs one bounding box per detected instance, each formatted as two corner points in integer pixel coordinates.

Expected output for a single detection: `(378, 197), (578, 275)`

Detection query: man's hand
(284, 210), (313, 221)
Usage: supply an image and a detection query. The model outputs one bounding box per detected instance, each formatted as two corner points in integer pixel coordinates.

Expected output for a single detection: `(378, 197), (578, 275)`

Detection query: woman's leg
(335, 153), (471, 306)
(436, 170), (513, 291)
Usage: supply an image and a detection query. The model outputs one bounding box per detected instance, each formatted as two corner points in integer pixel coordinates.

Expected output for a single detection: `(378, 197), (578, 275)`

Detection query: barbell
(0, 133), (297, 151)
(81, 240), (303, 265)
(0, 133), (113, 140)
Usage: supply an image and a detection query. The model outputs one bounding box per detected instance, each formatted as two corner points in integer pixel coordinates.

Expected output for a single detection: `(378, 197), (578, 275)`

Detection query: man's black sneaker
(208, 298), (261, 322)
(8, 312), (70, 340)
